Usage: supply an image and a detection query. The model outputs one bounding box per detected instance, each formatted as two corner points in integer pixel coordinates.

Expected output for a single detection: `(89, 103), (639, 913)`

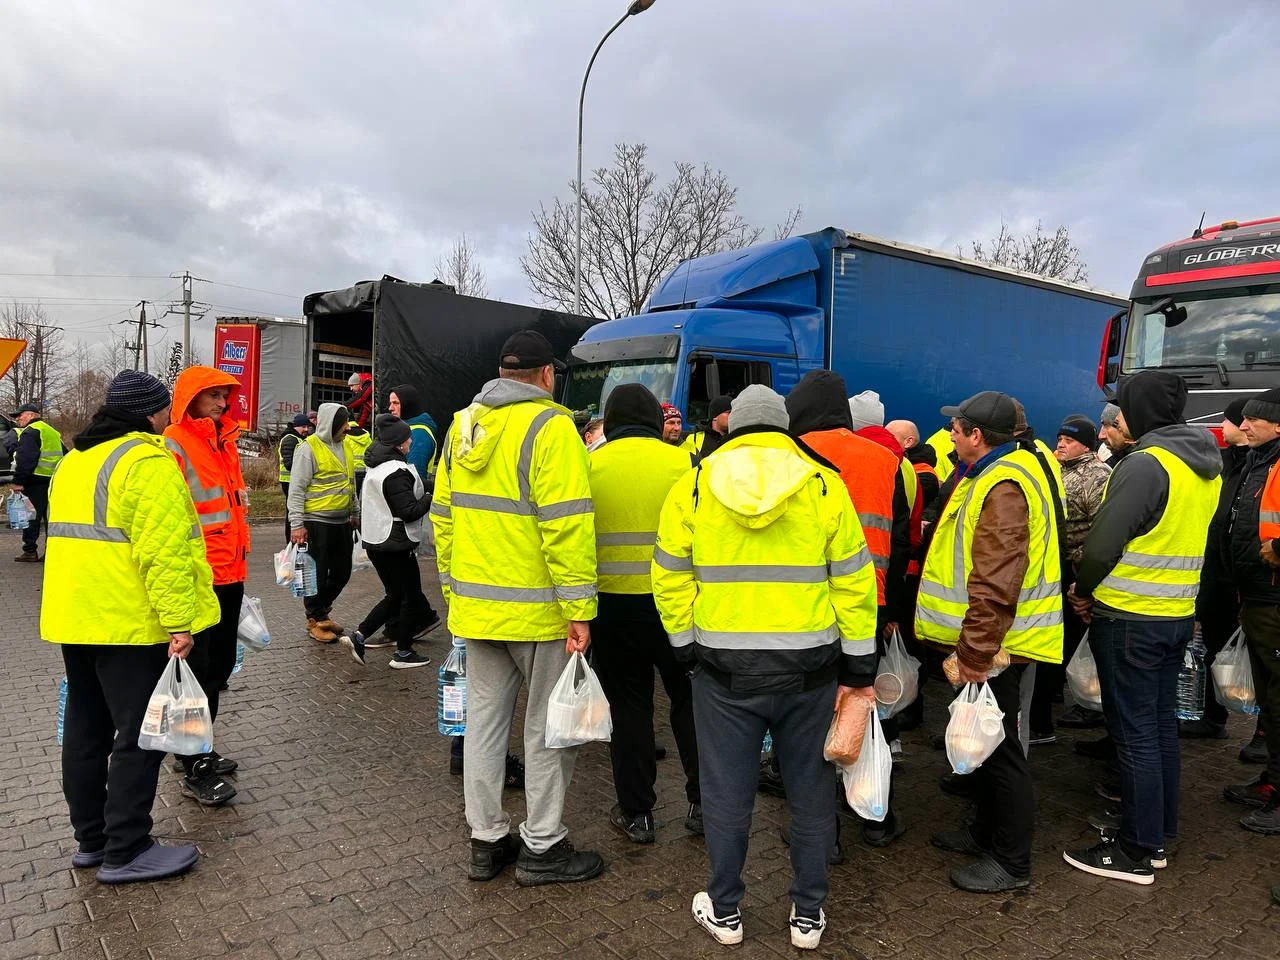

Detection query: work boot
(1240, 798), (1280, 835)
(14, 551), (39, 563)
(514, 839), (604, 887)
(307, 618), (338, 643)
(469, 834), (519, 881)
(1239, 733), (1268, 764)
(316, 618), (342, 635)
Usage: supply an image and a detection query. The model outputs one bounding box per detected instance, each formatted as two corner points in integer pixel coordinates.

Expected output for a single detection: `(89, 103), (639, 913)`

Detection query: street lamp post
(575, 0), (656, 317)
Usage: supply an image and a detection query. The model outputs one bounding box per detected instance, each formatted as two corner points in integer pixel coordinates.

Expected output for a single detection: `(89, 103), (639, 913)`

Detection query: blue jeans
(1088, 614), (1191, 852)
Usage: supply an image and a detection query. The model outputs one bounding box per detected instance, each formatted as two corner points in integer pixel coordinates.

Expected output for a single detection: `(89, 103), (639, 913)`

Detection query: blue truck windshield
(1123, 287), (1280, 372)
(563, 359), (678, 420)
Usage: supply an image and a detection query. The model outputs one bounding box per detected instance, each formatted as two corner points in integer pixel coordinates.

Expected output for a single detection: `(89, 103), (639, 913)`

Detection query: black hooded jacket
(361, 441), (432, 551)
(1200, 443), (1249, 588)
(1225, 438), (1280, 604)
(1075, 372), (1223, 617)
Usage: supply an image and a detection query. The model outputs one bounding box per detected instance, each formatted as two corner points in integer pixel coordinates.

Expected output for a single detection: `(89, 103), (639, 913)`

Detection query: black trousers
(591, 612), (699, 813)
(303, 520), (352, 620)
(280, 483), (291, 543)
(1030, 602), (1090, 732)
(178, 581), (244, 771)
(1239, 603), (1280, 784)
(61, 642), (170, 865)
(359, 549), (434, 653)
(1199, 580), (1240, 727)
(969, 663), (1034, 878)
(20, 476), (49, 554)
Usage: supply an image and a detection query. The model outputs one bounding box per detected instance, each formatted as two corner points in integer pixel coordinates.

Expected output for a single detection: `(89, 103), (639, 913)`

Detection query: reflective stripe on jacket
(915, 447), (1064, 663)
(589, 436), (691, 594)
(346, 431), (372, 474)
(927, 428), (955, 484)
(303, 433), (354, 515)
(277, 433), (298, 482)
(1093, 445), (1220, 618)
(907, 459), (936, 575)
(29, 420), (64, 477)
(801, 428), (896, 605)
(430, 381), (597, 641)
(651, 431), (879, 686)
(41, 433), (219, 645)
(1259, 457), (1280, 543)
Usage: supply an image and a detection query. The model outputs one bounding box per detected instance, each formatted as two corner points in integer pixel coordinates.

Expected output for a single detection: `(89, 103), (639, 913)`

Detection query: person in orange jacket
(163, 366), (250, 807)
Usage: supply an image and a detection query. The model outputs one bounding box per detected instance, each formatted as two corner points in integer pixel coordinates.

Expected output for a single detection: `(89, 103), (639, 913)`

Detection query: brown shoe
(307, 618), (338, 643)
(14, 552), (40, 563)
(317, 618), (343, 635)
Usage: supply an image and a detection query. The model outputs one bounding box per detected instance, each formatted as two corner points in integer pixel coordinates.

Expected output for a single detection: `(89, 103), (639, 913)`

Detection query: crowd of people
(22, 331), (1280, 946)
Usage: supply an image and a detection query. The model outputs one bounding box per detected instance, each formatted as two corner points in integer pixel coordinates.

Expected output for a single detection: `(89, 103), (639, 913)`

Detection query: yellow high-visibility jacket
(431, 379), (597, 641)
(652, 431), (879, 686)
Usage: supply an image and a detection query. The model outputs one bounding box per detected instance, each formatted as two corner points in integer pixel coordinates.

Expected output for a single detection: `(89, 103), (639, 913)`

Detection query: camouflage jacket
(1061, 453), (1111, 569)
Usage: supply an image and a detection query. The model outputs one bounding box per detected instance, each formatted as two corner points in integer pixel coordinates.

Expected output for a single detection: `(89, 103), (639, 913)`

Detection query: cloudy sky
(1, 0), (1278, 358)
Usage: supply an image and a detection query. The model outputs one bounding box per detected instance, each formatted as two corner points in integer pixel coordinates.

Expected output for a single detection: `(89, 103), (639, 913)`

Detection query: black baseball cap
(498, 330), (564, 371)
(940, 391), (1018, 435)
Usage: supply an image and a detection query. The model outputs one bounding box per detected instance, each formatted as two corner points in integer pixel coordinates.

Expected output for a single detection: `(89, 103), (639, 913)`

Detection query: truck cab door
(686, 353), (774, 427)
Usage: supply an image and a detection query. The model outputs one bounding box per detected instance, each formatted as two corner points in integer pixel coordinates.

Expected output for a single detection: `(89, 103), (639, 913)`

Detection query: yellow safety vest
(28, 419), (64, 477)
(431, 395), (597, 642)
(915, 447), (1064, 663)
(926, 427), (955, 484)
(899, 457), (917, 515)
(302, 434), (354, 515)
(345, 432), (372, 473)
(1092, 446), (1220, 618)
(680, 431), (704, 456)
(409, 422), (437, 474)
(277, 434), (296, 482)
(41, 433), (218, 645)
(589, 436), (691, 594)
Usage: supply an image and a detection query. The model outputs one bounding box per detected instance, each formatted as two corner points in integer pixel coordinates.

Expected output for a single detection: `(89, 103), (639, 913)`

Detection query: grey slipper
(950, 855), (1030, 893)
(97, 842), (198, 885)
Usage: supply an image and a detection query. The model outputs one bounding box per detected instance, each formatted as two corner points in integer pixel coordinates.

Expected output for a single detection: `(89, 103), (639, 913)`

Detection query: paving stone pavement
(1, 522), (1277, 960)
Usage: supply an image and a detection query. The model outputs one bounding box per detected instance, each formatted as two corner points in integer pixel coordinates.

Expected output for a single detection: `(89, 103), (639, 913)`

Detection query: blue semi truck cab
(563, 227), (1127, 441)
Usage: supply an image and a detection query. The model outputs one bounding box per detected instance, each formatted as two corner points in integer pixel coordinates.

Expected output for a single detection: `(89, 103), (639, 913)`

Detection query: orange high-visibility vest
(907, 459), (937, 576)
(802, 428), (897, 605)
(1260, 461), (1280, 542)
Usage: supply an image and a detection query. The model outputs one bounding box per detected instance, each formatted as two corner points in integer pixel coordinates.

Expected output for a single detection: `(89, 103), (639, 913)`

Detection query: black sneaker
(1057, 704), (1105, 729)
(1178, 718), (1227, 739)
(684, 803), (704, 836)
(411, 613), (442, 640)
(181, 758), (237, 806)
(514, 838), (605, 886)
(609, 805), (655, 844)
(1029, 729), (1057, 746)
(950, 855), (1031, 893)
(1240, 798), (1280, 835)
(469, 834), (520, 881)
(364, 634), (395, 649)
(1240, 733), (1268, 764)
(1224, 777), (1275, 808)
(863, 809), (906, 848)
(1087, 814), (1167, 868)
(340, 630), (366, 665)
(758, 754), (786, 798)
(389, 651), (431, 669)
(208, 751), (237, 775)
(1063, 838), (1154, 885)
(505, 754), (525, 790)
(940, 771), (979, 798)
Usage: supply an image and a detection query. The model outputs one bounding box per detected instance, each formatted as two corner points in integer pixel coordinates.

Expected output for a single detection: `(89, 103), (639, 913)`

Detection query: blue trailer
(562, 227), (1127, 442)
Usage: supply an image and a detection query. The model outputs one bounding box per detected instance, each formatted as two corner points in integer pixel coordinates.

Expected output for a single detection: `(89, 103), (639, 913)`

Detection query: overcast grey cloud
(1, 0), (1278, 357)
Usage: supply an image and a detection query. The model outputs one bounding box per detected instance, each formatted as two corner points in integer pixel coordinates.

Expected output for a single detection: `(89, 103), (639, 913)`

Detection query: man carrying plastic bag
(40, 371), (219, 884)
(914, 392), (1064, 894)
(653, 386), (878, 951)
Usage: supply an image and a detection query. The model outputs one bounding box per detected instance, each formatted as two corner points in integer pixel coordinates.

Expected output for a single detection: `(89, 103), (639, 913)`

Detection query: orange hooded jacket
(164, 366), (251, 585)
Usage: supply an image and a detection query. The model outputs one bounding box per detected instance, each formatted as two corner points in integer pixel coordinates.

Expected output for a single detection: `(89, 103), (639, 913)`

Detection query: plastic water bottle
(291, 547), (317, 598)
(7, 495), (30, 530)
(1176, 627), (1207, 721)
(438, 636), (467, 736)
(233, 642), (245, 675)
(56, 677), (67, 745)
(761, 729), (773, 758)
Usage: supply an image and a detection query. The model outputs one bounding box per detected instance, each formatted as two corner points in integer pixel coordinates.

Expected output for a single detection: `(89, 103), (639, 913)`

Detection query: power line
(0, 272), (171, 280)
(191, 277), (302, 300)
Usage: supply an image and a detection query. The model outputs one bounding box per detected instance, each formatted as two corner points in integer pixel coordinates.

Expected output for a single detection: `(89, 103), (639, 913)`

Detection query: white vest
(360, 459), (425, 546)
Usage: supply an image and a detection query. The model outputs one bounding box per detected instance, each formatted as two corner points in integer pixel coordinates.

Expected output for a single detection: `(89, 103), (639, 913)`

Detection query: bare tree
(962, 220), (1089, 284)
(1, 303), (66, 411)
(52, 342), (113, 437)
(435, 234), (489, 298)
(521, 142), (802, 318)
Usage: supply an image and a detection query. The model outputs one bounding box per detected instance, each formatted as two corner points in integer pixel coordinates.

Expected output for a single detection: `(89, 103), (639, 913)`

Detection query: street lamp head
(627, 0), (656, 15)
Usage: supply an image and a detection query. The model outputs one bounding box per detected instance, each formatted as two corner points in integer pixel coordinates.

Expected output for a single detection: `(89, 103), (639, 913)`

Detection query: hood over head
(707, 432), (824, 530)
(786, 370), (853, 436)
(170, 366), (241, 425)
(906, 443), (937, 468)
(1117, 370), (1187, 440)
(314, 402), (348, 444)
(391, 383), (424, 420)
(1136, 424), (1224, 481)
(604, 383), (662, 441)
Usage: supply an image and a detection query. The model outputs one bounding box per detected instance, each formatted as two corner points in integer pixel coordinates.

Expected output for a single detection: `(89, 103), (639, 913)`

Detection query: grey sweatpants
(462, 638), (578, 853)
(692, 670), (837, 916)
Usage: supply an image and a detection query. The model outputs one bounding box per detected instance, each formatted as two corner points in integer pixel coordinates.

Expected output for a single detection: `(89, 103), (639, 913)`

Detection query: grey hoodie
(1074, 423), (1222, 618)
(288, 402), (355, 528)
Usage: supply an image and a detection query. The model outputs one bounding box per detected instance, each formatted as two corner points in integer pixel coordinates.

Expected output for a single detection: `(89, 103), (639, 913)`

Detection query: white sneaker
(788, 904), (826, 950)
(692, 891), (743, 945)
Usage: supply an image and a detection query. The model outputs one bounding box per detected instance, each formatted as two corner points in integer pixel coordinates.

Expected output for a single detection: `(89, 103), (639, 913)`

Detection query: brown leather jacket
(955, 481), (1030, 671)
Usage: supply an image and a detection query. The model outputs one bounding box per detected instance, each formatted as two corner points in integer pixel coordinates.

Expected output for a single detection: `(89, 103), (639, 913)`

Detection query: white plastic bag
(351, 535), (372, 573)
(236, 596), (271, 652)
(945, 681), (1005, 775)
(875, 629), (921, 719)
(840, 708), (892, 822)
(545, 651), (612, 748)
(137, 657), (213, 755)
(274, 543), (297, 586)
(1212, 627), (1261, 715)
(1065, 633), (1102, 709)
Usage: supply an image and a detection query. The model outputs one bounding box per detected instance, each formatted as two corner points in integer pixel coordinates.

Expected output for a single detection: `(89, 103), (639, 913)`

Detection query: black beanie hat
(104, 370), (171, 417)
(374, 413), (411, 447)
(603, 383), (662, 440)
(1243, 388), (1280, 425)
(1224, 397), (1249, 428)
(1057, 414), (1098, 452)
(708, 395), (733, 419)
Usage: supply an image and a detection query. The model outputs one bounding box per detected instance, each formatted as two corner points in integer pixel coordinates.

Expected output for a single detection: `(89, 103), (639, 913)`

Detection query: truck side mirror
(706, 359), (721, 400)
(1105, 310), (1123, 359)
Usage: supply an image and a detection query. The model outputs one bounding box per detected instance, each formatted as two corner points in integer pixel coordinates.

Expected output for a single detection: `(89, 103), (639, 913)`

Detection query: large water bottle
(7, 494), (31, 530)
(291, 546), (318, 598)
(232, 642), (245, 675)
(1176, 627), (1207, 721)
(438, 636), (467, 736)
(56, 677), (67, 745)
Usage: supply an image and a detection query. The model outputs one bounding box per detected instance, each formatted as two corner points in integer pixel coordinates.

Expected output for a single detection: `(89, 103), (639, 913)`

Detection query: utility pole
(182, 270), (192, 368)
(119, 302), (160, 372)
